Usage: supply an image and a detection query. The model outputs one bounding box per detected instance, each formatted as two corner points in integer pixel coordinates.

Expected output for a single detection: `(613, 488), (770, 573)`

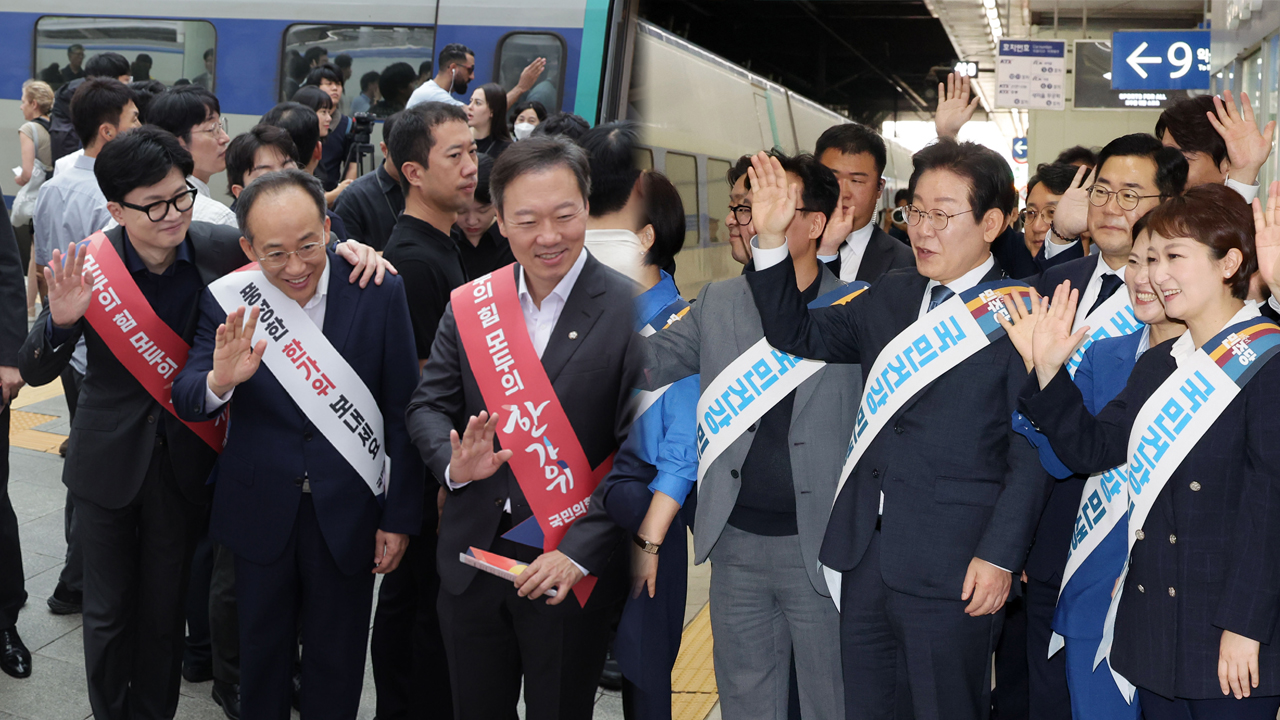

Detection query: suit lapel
(855, 227), (891, 283)
(321, 254), (360, 354)
(539, 254), (608, 383)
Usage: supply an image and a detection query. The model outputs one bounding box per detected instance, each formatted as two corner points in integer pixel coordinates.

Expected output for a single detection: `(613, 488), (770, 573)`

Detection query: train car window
(634, 148), (653, 171)
(496, 33), (566, 113)
(664, 152), (700, 248)
(281, 24), (435, 117)
(34, 17), (217, 91)
(706, 158), (731, 243)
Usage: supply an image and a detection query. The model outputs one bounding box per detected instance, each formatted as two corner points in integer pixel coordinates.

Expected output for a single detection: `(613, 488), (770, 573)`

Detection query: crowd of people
(1, 39), (1280, 720)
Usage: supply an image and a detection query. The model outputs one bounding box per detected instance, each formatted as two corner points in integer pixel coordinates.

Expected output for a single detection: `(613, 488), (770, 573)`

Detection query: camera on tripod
(351, 112), (375, 147)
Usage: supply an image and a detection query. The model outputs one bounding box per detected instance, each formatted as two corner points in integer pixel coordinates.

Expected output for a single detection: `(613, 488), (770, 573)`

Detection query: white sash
(1066, 289), (1143, 378)
(823, 281), (1032, 607)
(695, 337), (823, 485)
(209, 269), (390, 499)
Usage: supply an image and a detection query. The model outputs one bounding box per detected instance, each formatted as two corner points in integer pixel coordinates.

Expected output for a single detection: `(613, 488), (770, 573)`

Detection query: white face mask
(585, 230), (648, 286)
(513, 122), (536, 141)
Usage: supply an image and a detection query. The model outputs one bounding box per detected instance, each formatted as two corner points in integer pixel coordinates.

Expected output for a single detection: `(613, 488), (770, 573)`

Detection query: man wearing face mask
(577, 122), (656, 285)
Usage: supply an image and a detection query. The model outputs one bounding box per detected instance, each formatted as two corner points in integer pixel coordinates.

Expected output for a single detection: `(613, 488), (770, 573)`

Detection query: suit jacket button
(1137, 584), (1145, 593)
(893, 425), (904, 434)
(147, 415), (156, 424)
(294, 477), (304, 487)
(494, 498), (503, 507)
(1189, 481), (1202, 492)
(304, 432), (313, 442)
(1169, 534), (1176, 544)
(748, 424), (757, 432)
(730, 469), (739, 478)
(1134, 529), (1145, 540)
(871, 469), (880, 479)
(33, 348), (40, 358)
(1168, 587), (1176, 597)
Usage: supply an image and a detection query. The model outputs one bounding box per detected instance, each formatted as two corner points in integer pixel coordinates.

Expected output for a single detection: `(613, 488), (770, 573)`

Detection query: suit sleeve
(742, 252), (864, 364)
(0, 202), (28, 367)
(641, 282), (706, 389)
(171, 291), (223, 422)
(1017, 358), (1149, 475)
(974, 345), (1054, 572)
(378, 278), (426, 535)
(405, 304), (466, 487)
(18, 305), (81, 387)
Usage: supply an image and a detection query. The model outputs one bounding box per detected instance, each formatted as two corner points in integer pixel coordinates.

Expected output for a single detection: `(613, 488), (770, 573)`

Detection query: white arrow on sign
(1126, 42), (1162, 79)
(1013, 139), (1027, 155)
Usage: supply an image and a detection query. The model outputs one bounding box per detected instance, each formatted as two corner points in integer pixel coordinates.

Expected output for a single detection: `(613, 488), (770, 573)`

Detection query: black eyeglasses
(119, 184), (198, 222)
(728, 205), (752, 224)
(1019, 207), (1055, 225)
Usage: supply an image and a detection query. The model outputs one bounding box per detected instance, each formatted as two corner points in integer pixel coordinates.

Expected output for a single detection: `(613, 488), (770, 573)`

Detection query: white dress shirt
(406, 78), (465, 108)
(205, 257), (331, 411)
(1071, 260), (1126, 331)
(816, 220), (876, 282)
(917, 254), (996, 319)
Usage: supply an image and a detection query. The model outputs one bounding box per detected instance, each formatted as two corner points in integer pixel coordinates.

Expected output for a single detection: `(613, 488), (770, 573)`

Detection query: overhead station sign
(1110, 30), (1211, 90)
(996, 39), (1066, 111)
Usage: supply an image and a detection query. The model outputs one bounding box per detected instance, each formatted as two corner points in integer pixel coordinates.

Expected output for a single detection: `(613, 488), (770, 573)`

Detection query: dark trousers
(236, 495), (374, 720)
(623, 676), (668, 720)
(436, 536), (616, 720)
(57, 365), (83, 593)
(210, 543), (239, 684)
(77, 440), (204, 720)
(184, 534), (214, 674)
(1136, 689), (1280, 719)
(0, 406), (26, 630)
(1025, 576), (1070, 720)
(370, 499), (452, 719)
(991, 591), (1028, 720)
(840, 530), (1003, 720)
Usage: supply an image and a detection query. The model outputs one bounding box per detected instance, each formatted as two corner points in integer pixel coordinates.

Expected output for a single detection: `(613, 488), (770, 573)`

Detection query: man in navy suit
(1019, 135), (1187, 720)
(173, 169), (424, 720)
(744, 141), (1048, 720)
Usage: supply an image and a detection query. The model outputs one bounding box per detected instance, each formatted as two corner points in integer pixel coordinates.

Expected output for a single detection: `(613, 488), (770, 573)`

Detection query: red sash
(80, 232), (226, 451)
(452, 266), (612, 606)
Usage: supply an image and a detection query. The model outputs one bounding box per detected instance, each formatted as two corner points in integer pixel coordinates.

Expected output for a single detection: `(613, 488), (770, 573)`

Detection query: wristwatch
(633, 534), (660, 555)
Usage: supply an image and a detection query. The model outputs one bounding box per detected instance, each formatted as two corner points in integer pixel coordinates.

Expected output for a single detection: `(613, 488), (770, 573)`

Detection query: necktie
(927, 285), (955, 312)
(1087, 273), (1124, 317)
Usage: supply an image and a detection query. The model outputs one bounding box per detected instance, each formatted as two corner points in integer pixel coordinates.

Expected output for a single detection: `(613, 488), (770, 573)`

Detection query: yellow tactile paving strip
(9, 383), (68, 454)
(672, 603), (718, 720)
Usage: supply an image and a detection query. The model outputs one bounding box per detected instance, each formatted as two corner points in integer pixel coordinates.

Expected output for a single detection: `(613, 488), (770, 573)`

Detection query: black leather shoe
(211, 679), (240, 720)
(291, 670), (301, 711)
(599, 652), (623, 691)
(0, 626), (31, 678)
(182, 660), (213, 683)
(46, 582), (82, 615)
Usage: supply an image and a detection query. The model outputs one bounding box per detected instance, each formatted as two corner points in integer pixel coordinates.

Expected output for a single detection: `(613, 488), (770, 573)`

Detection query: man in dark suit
(743, 141), (1049, 720)
(1014, 135), (1189, 720)
(0, 199), (31, 679)
(171, 169), (423, 719)
(18, 127), (388, 720)
(405, 136), (636, 720)
(814, 123), (915, 283)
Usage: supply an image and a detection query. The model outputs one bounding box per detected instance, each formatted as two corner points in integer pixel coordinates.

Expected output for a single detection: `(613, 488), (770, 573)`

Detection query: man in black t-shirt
(371, 100), (478, 720)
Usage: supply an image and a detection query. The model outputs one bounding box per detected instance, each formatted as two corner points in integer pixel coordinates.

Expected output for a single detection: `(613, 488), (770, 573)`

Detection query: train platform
(0, 381), (723, 720)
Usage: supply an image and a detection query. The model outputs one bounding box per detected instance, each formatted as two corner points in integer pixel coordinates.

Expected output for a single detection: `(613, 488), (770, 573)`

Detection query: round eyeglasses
(119, 185), (198, 222)
(904, 205), (974, 231)
(256, 241), (325, 270)
(1087, 185), (1163, 211)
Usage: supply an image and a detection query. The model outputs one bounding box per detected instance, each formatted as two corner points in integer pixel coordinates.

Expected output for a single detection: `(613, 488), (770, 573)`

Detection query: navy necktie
(1087, 273), (1124, 317)
(928, 284), (955, 312)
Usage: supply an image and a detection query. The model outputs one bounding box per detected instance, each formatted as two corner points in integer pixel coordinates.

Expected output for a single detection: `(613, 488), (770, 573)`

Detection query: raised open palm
(935, 72), (979, 140)
(1051, 165), (1094, 241)
(209, 305), (266, 396)
(1209, 91), (1276, 184)
(1032, 280), (1089, 388)
(746, 151), (797, 249)
(1253, 181), (1280, 297)
(44, 243), (93, 329)
(448, 410), (514, 486)
(819, 197), (856, 256)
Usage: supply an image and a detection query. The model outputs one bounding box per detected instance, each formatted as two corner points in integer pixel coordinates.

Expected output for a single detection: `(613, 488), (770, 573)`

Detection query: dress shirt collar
(1170, 302), (1261, 366)
(843, 220), (875, 255)
(73, 154), (96, 173)
(189, 175), (212, 198)
(517, 245), (589, 310)
(122, 231), (194, 276)
(1136, 325), (1152, 360)
(924, 253), (996, 298)
(301, 254), (332, 312)
(1090, 254), (1125, 285)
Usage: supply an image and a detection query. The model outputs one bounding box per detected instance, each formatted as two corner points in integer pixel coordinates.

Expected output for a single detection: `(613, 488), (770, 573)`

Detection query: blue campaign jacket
(603, 272), (697, 700)
(172, 252), (425, 576)
(1013, 330), (1145, 639)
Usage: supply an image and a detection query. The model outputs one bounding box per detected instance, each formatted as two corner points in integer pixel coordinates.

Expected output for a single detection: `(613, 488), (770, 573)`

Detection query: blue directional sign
(1111, 30), (1210, 91)
(1011, 137), (1028, 162)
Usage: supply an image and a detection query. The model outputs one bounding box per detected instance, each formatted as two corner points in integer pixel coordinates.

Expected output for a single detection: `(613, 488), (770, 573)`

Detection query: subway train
(0, 0), (635, 204)
(630, 21), (916, 296)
